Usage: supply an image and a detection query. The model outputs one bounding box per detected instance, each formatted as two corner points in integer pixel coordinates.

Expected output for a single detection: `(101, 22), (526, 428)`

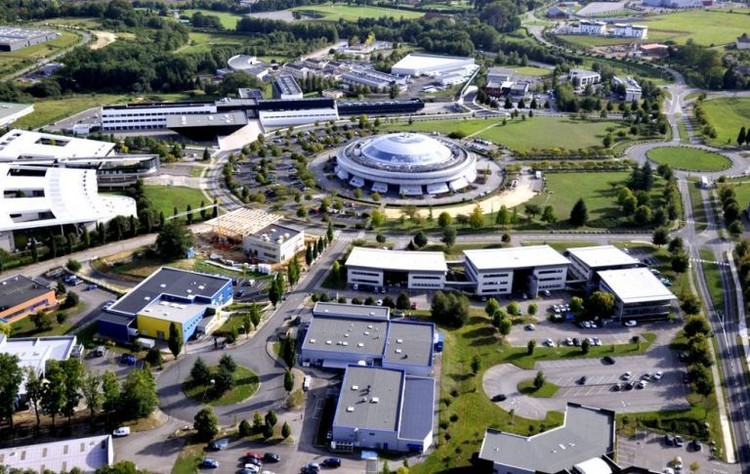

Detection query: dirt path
(382, 177), (537, 218)
(89, 31), (116, 50)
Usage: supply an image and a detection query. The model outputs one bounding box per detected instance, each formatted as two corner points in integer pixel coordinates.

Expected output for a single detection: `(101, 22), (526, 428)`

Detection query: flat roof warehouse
(346, 247), (448, 273)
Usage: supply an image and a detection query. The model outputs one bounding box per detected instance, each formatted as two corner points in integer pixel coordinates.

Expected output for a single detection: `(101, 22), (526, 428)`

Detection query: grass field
(291, 4), (424, 21)
(143, 185), (207, 217)
(184, 365), (259, 406)
(526, 171), (669, 228)
(518, 379), (560, 397)
(700, 98), (750, 147)
(557, 35), (638, 48)
(728, 179), (750, 209)
(380, 117), (624, 151)
(699, 248), (724, 310)
(35, 17), (104, 28)
(181, 9), (244, 30)
(646, 147), (731, 172)
(641, 9), (750, 45)
(0, 30), (80, 77)
(513, 66), (553, 77)
(687, 180), (708, 232)
(180, 31), (243, 54)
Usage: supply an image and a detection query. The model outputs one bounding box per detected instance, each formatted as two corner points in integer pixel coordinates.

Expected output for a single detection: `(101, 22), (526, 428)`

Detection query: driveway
(112, 417), (186, 473)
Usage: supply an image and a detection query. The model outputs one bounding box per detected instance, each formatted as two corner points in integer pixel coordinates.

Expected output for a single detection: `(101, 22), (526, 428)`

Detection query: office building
(0, 26), (59, 52)
(0, 275), (57, 324)
(0, 435), (113, 473)
(571, 69), (601, 87)
(613, 76), (642, 101)
(0, 334), (82, 394)
(345, 247), (447, 290)
(391, 53), (475, 77)
(272, 75), (304, 100)
(598, 268), (676, 320)
(566, 245), (640, 281)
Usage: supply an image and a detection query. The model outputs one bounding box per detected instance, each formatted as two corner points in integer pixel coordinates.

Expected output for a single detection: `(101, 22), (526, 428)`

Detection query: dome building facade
(335, 133), (476, 196)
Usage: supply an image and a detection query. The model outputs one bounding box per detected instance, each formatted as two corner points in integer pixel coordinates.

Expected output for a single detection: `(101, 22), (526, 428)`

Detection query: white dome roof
(360, 133), (452, 166)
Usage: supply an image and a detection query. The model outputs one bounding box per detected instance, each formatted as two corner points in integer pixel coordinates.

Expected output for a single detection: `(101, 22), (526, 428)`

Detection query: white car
(243, 465), (260, 474)
(621, 371), (632, 380)
(624, 320), (637, 327)
(112, 427), (130, 437)
(302, 375), (312, 391)
(544, 338), (555, 347)
(565, 337), (574, 346)
(652, 370), (664, 381)
(637, 380), (648, 389)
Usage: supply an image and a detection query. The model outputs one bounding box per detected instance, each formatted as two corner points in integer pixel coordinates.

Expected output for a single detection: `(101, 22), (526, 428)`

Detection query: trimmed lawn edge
(518, 379), (560, 397)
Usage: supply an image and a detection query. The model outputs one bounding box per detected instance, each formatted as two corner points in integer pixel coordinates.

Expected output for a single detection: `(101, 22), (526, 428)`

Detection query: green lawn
(518, 379), (560, 397)
(12, 94), (130, 129)
(729, 179), (750, 209)
(513, 66), (553, 77)
(181, 9), (244, 30)
(180, 31), (243, 55)
(380, 117), (625, 152)
(646, 147), (731, 172)
(0, 30), (81, 77)
(171, 444), (204, 474)
(10, 302), (85, 338)
(700, 98), (750, 147)
(699, 248), (724, 310)
(687, 180), (708, 232)
(408, 310), (655, 474)
(143, 185), (207, 218)
(557, 35), (638, 48)
(291, 4), (424, 21)
(641, 9), (750, 46)
(526, 171), (669, 228)
(183, 365), (260, 406)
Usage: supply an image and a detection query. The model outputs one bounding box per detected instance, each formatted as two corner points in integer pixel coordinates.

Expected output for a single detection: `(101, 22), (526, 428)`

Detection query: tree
(194, 407), (219, 441)
(633, 205), (652, 226)
(668, 237), (684, 254)
(507, 301), (520, 316)
(0, 354), (22, 429)
(25, 367), (43, 427)
(81, 370), (103, 417)
(437, 212), (452, 228)
(684, 315), (711, 338)
(738, 126), (746, 147)
(239, 419), (252, 437)
(146, 348), (163, 368)
(528, 303), (538, 316)
(327, 220), (334, 242)
(687, 333), (714, 367)
(66, 258), (82, 272)
(524, 204), (541, 220)
(250, 302), (262, 328)
(101, 370), (120, 420)
(541, 205), (557, 224)
(413, 231), (428, 248)
(441, 226), (457, 251)
(485, 298), (501, 317)
(203, 147), (211, 161)
(284, 370), (294, 393)
(396, 292), (411, 310)
(469, 205), (484, 229)
(219, 354), (237, 373)
(570, 296), (584, 313)
(497, 317), (512, 337)
(496, 205), (511, 227)
(581, 338), (591, 354)
(155, 220), (194, 260)
(282, 421), (291, 439)
(652, 227), (669, 246)
(305, 243), (313, 266)
(672, 251), (689, 273)
(253, 411), (264, 432)
(63, 290), (79, 309)
(42, 360), (66, 426)
(168, 322), (182, 358)
(191, 357), (212, 386)
(31, 311), (53, 331)
(533, 371), (545, 389)
(569, 198), (588, 227)
(120, 368), (158, 420)
(471, 355), (481, 375)
(265, 409), (278, 428)
(680, 292), (702, 315)
(586, 291), (615, 317)
(430, 291), (470, 328)
(213, 365), (235, 394)
(242, 312), (252, 337)
(527, 339), (536, 355)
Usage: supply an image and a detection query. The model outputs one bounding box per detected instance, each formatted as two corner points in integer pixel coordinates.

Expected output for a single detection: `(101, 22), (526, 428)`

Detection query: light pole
(202, 379), (215, 402)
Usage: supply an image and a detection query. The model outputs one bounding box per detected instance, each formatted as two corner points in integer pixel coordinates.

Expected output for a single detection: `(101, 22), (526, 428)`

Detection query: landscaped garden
(699, 98), (750, 147)
(183, 356), (259, 406)
(646, 147), (731, 172)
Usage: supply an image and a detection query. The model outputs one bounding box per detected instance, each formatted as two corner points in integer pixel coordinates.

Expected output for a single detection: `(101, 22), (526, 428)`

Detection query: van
(303, 375), (312, 391)
(93, 346), (106, 357)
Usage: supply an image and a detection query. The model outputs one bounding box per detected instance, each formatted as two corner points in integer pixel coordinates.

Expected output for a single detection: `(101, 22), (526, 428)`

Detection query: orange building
(0, 275), (57, 324)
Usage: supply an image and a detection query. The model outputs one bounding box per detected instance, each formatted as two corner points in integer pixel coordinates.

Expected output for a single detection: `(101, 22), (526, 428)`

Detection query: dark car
(612, 383), (622, 392)
(691, 439), (702, 451)
(572, 338), (580, 346)
(322, 458), (342, 468)
(577, 376), (587, 385)
(626, 381), (636, 390)
(263, 453), (280, 463)
(602, 356), (615, 365)
(200, 459), (219, 469)
(302, 463), (320, 474)
(208, 438), (229, 451)
(664, 434), (674, 446)
(491, 394), (507, 402)
(674, 435), (685, 447)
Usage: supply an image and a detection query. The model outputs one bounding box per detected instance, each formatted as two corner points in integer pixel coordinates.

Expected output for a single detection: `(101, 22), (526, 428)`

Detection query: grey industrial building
(272, 75), (304, 100)
(331, 366), (436, 454)
(0, 26), (59, 52)
(479, 403), (615, 474)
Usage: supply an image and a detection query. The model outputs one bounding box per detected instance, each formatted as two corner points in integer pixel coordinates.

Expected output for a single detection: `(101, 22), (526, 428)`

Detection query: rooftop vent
(371, 397), (379, 404)
(395, 349), (402, 354)
(309, 339), (316, 344)
(160, 284), (166, 288)
(346, 406), (354, 412)
(396, 339), (403, 344)
(367, 325), (373, 329)
(357, 343), (364, 348)
(351, 385), (359, 390)
(342, 342), (349, 346)
(364, 331), (370, 335)
(325, 340), (332, 345)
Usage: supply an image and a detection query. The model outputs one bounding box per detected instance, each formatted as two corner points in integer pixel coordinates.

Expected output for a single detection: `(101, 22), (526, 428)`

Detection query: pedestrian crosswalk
(692, 258), (730, 267)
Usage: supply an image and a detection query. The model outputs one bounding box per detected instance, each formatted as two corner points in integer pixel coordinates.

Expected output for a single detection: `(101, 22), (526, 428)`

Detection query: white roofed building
(464, 245), (570, 296)
(345, 247), (447, 290)
(0, 103), (34, 128)
(0, 164), (136, 251)
(0, 129), (115, 159)
(598, 268), (676, 320)
(0, 435), (113, 473)
(391, 53), (475, 77)
(612, 24), (648, 39)
(566, 245), (640, 281)
(0, 334), (82, 393)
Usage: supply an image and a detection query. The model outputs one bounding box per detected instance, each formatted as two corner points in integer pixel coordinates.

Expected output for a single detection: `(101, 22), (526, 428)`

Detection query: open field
(700, 98), (750, 147)
(380, 117), (624, 151)
(143, 185), (207, 218)
(512, 66), (553, 77)
(181, 9), (244, 30)
(557, 34), (638, 48)
(646, 147), (731, 172)
(729, 179), (750, 209)
(180, 31), (243, 54)
(641, 8), (750, 45)
(526, 171), (669, 228)
(291, 4), (424, 21)
(36, 17), (103, 28)
(0, 30), (80, 76)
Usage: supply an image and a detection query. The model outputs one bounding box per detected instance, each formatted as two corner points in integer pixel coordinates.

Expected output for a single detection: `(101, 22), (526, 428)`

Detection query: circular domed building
(335, 133), (476, 196)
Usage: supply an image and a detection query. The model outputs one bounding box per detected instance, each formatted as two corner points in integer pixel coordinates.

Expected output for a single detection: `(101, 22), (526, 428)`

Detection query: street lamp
(202, 379), (215, 402)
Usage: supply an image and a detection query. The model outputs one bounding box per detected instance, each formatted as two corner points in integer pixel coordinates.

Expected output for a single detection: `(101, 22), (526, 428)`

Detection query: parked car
(525, 324), (535, 331)
(242, 465), (259, 474)
(209, 438), (229, 451)
(200, 459), (219, 469)
(245, 458), (261, 467)
(664, 434), (674, 446)
(301, 462), (320, 474)
(612, 383), (622, 392)
(565, 337), (574, 346)
(652, 370), (664, 381)
(303, 375), (312, 391)
(544, 338), (555, 347)
(246, 452), (262, 462)
(637, 380), (648, 389)
(624, 320), (637, 327)
(691, 439), (702, 451)
(577, 376), (587, 385)
(572, 338), (581, 346)
(322, 458), (341, 468)
(621, 371), (632, 380)
(112, 427), (130, 437)
(602, 356), (615, 365)
(674, 436), (684, 447)
(626, 381), (636, 390)
(491, 393), (507, 402)
(262, 453), (280, 463)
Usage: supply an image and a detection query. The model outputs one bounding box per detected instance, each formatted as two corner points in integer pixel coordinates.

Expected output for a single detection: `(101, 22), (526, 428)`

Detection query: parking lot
(618, 430), (739, 474)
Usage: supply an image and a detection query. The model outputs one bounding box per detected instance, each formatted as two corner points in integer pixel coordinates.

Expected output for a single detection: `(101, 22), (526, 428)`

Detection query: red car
(245, 452), (262, 462)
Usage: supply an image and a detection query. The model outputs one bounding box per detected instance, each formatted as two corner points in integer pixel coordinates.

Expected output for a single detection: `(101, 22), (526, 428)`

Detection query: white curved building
(336, 133), (476, 196)
(227, 55), (258, 71)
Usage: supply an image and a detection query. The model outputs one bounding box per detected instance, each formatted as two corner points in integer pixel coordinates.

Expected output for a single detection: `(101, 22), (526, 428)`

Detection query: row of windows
(103, 110), (211, 118)
(411, 282), (442, 288)
(537, 268), (565, 275)
(483, 273), (511, 278)
(539, 276), (565, 282)
(411, 275), (442, 281)
(351, 270), (381, 277)
(102, 119), (166, 124)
